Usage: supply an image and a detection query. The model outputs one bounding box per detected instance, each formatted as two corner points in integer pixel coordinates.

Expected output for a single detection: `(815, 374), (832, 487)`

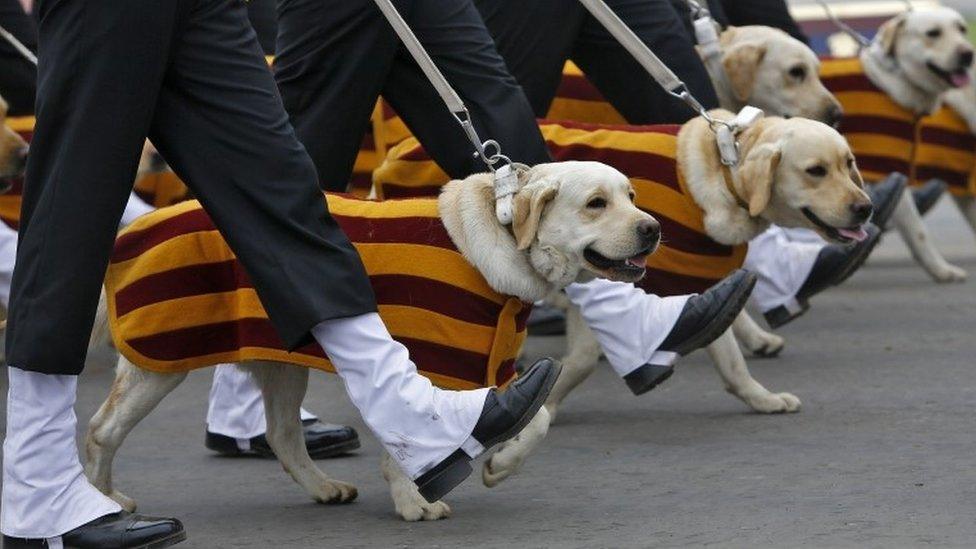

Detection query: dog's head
(721, 26), (843, 126)
(877, 7), (974, 94)
(736, 117), (873, 244)
(512, 161), (660, 284)
(0, 97), (28, 191)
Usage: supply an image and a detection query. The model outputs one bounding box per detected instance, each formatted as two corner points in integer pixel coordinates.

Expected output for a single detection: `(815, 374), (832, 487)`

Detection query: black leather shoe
(206, 419), (359, 460)
(866, 173), (908, 230)
(622, 270), (755, 395)
(3, 512), (186, 549)
(912, 178), (948, 217)
(526, 303), (567, 336)
(764, 223), (882, 329)
(414, 358), (561, 503)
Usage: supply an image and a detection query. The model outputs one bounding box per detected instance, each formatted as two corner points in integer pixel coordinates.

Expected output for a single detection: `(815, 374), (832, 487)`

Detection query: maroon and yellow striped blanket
(104, 194), (529, 390)
(374, 120), (747, 296)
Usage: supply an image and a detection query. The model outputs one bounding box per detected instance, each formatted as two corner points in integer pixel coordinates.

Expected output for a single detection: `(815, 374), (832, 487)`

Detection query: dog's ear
(723, 42), (767, 102)
(736, 142), (782, 217)
(877, 14), (907, 57)
(513, 179), (559, 250)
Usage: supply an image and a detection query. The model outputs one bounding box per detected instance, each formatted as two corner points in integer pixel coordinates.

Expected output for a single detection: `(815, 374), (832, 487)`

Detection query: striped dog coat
(104, 194), (529, 390)
(374, 120), (747, 296)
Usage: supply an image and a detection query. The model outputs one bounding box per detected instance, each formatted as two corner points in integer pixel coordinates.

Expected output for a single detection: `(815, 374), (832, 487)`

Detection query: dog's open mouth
(583, 246), (652, 278)
(927, 61), (972, 88)
(802, 207), (867, 244)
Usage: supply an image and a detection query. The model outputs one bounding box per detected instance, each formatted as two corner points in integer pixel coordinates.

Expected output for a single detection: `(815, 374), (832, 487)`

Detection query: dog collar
(720, 164), (750, 212)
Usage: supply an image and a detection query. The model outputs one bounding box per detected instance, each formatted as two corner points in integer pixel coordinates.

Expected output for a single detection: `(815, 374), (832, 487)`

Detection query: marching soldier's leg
(719, 0), (809, 45)
(473, 0), (587, 118)
(383, 0), (551, 176)
(3, 1), (186, 547)
(274, 0), (400, 191)
(573, 0), (719, 124)
(148, 0), (556, 502)
(0, 0), (35, 116)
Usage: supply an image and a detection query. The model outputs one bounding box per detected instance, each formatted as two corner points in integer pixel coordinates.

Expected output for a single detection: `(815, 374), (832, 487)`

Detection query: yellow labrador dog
(482, 112), (873, 486)
(859, 7), (974, 282)
(714, 25), (843, 126)
(84, 161), (661, 522)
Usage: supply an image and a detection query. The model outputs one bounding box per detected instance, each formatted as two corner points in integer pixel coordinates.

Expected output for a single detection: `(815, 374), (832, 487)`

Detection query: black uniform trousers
(474, 0), (720, 125)
(716, 0), (809, 45)
(6, 0), (376, 375)
(0, 0), (36, 116)
(273, 0), (550, 191)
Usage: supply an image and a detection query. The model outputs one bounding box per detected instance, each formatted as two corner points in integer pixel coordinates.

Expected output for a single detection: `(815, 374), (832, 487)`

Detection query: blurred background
(788, 0), (975, 55)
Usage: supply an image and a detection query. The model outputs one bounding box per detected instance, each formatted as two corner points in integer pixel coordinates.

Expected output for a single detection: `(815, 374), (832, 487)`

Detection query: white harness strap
(371, 0), (520, 224)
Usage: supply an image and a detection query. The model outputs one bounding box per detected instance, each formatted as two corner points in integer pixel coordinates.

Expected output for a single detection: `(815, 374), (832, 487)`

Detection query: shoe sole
(209, 438), (361, 460)
(671, 273), (757, 356)
(65, 529), (187, 549)
(871, 175), (908, 230)
(416, 360), (562, 503)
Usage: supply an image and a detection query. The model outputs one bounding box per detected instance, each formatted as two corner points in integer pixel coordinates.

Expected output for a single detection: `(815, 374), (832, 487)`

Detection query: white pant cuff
(460, 436), (486, 459)
(647, 350), (679, 367)
(766, 296), (805, 316)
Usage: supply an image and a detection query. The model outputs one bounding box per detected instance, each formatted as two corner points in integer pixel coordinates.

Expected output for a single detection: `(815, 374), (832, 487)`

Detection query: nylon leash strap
(372, 0), (520, 225)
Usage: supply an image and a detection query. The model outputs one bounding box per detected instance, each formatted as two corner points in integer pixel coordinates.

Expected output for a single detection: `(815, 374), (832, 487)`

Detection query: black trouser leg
(6, 0), (176, 374)
(275, 0), (401, 190)
(7, 0), (376, 374)
(0, 0), (36, 116)
(477, 0), (717, 125)
(382, 0), (550, 174)
(573, 0), (719, 124)
(475, 0), (587, 118)
(246, 0), (278, 55)
(720, 0), (809, 45)
(149, 0), (376, 350)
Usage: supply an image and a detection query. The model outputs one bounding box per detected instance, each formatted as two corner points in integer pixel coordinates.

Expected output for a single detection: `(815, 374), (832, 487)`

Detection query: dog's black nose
(960, 49), (974, 69)
(826, 105), (844, 129)
(637, 218), (661, 245)
(850, 202), (873, 223)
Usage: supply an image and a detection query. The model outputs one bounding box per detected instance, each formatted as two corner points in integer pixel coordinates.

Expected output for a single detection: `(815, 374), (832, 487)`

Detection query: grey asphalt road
(3, 198), (976, 548)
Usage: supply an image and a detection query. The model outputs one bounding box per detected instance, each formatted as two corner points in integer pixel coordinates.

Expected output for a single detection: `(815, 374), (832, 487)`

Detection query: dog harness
(374, 120), (747, 296)
(104, 194), (529, 390)
(914, 107), (976, 196)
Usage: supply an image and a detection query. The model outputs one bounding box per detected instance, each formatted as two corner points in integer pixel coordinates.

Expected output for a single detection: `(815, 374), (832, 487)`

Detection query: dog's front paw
(397, 497), (452, 522)
(930, 263), (967, 283)
(482, 407), (551, 488)
(742, 391), (801, 413)
(389, 479), (451, 521)
(109, 490), (137, 512)
(311, 479), (358, 504)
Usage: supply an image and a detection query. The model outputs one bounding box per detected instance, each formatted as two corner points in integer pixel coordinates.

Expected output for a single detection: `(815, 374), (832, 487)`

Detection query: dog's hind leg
(732, 311), (785, 358)
(707, 329), (800, 413)
(892, 191), (967, 282)
(246, 361), (357, 504)
(381, 452), (452, 521)
(543, 303), (602, 423)
(85, 356), (188, 512)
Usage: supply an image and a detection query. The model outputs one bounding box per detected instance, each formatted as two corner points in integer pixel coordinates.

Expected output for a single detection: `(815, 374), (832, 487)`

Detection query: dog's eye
(788, 65), (807, 81)
(806, 166), (828, 177)
(959, 23), (969, 35)
(628, 191), (636, 203)
(926, 28), (942, 39)
(846, 158), (854, 170)
(587, 197), (608, 209)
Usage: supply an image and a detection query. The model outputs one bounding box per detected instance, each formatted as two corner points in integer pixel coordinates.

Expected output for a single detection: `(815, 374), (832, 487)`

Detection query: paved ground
(2, 198), (976, 548)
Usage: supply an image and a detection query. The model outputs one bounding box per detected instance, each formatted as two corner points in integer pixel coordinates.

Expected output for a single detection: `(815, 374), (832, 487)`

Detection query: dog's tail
(89, 288), (113, 350)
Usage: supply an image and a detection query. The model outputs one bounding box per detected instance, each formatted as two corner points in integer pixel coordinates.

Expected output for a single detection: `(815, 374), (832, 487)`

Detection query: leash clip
(716, 106), (765, 166)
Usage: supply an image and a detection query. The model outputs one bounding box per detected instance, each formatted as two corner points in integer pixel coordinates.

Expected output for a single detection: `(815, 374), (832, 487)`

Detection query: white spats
(207, 364), (316, 441)
(119, 191), (155, 228)
(1, 367), (121, 538)
(745, 226), (825, 313)
(311, 313), (488, 479)
(564, 278), (688, 377)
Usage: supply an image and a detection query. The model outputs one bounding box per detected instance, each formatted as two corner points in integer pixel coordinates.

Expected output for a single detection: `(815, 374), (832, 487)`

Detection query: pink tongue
(838, 227), (868, 242)
(951, 71), (972, 88)
(626, 256), (648, 268)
